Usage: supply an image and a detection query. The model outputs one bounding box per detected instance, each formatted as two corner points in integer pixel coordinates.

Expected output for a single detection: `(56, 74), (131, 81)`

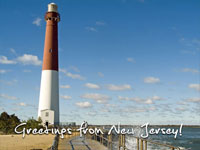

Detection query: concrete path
(58, 136), (108, 150)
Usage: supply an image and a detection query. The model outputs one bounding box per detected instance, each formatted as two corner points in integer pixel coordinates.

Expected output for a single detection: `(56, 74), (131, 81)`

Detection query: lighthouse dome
(48, 3), (58, 13)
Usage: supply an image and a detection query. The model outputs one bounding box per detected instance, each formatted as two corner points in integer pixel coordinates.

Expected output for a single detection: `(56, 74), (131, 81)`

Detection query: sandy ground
(0, 134), (55, 150)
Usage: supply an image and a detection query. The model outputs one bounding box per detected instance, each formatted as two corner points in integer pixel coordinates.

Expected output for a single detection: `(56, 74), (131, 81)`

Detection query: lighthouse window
(49, 49), (53, 53)
(45, 112), (49, 117)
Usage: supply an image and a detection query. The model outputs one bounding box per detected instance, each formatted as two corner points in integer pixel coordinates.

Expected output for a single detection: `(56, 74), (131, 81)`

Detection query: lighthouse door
(45, 121), (49, 127)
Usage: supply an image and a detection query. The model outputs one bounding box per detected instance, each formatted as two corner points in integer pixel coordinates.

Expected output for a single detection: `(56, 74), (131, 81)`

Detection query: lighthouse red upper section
(42, 3), (60, 71)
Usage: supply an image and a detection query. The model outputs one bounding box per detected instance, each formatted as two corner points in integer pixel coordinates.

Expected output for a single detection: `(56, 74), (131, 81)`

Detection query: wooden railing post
(123, 134), (126, 150)
(121, 134), (122, 150)
(101, 134), (103, 144)
(137, 138), (139, 150)
(110, 134), (112, 150)
(118, 134), (126, 150)
(118, 134), (121, 150)
(144, 140), (147, 150)
(121, 134), (123, 150)
(117, 134), (176, 150)
(99, 134), (102, 144)
(140, 139), (143, 150)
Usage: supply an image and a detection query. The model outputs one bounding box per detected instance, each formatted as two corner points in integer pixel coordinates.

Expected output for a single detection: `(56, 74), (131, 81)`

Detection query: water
(110, 126), (200, 150)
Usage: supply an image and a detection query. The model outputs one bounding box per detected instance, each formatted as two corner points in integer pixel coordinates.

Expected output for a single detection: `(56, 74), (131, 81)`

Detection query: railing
(58, 126), (180, 150)
(89, 133), (114, 149)
(90, 133), (180, 150)
(118, 134), (181, 150)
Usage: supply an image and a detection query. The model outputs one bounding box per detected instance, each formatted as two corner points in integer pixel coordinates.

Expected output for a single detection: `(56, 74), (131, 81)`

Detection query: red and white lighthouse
(38, 3), (60, 125)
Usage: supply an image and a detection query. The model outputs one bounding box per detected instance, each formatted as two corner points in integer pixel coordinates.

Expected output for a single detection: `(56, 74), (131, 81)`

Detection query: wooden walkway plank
(58, 136), (108, 150)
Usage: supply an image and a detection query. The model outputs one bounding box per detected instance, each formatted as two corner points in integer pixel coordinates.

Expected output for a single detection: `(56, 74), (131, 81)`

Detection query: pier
(49, 127), (181, 150)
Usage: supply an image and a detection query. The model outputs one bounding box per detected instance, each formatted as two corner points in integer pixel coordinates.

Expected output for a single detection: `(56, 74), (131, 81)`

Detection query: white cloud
(0, 56), (16, 64)
(188, 84), (200, 91)
(60, 85), (71, 89)
(32, 17), (42, 26)
(119, 105), (158, 114)
(152, 95), (162, 101)
(10, 48), (16, 54)
(98, 72), (104, 77)
(18, 102), (27, 106)
(181, 68), (199, 74)
(149, 106), (156, 111)
(17, 54), (42, 66)
(23, 70), (31, 73)
(187, 97), (200, 103)
(177, 101), (188, 106)
(61, 95), (72, 100)
(120, 107), (147, 113)
(144, 99), (154, 104)
(144, 77), (160, 84)
(126, 57), (135, 63)
(60, 68), (85, 80)
(86, 111), (97, 116)
(86, 27), (97, 32)
(0, 79), (17, 86)
(75, 101), (92, 108)
(85, 83), (100, 89)
(65, 72), (85, 80)
(96, 21), (106, 26)
(181, 50), (196, 55)
(118, 96), (144, 102)
(104, 103), (117, 108)
(144, 96), (163, 104)
(106, 84), (131, 91)
(176, 107), (187, 112)
(69, 66), (80, 72)
(118, 95), (162, 104)
(192, 39), (200, 45)
(59, 68), (67, 73)
(0, 54), (42, 66)
(101, 108), (110, 113)
(0, 69), (9, 74)
(0, 94), (18, 100)
(81, 93), (111, 104)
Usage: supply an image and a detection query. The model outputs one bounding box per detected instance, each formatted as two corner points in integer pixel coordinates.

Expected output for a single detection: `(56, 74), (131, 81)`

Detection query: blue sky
(0, 0), (200, 125)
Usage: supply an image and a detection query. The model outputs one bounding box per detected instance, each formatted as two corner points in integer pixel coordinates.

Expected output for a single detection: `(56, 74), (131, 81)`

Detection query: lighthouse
(38, 3), (60, 126)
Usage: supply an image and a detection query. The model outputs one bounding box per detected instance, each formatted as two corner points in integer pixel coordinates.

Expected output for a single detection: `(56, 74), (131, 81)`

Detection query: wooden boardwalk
(58, 136), (108, 150)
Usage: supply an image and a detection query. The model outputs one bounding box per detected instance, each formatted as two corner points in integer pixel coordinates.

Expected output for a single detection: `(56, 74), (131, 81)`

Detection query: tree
(0, 112), (43, 134)
(0, 112), (20, 134)
(25, 117), (43, 129)
(0, 112), (10, 121)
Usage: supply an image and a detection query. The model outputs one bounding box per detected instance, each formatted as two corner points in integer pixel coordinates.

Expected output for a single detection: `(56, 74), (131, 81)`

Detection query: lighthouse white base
(38, 70), (59, 125)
